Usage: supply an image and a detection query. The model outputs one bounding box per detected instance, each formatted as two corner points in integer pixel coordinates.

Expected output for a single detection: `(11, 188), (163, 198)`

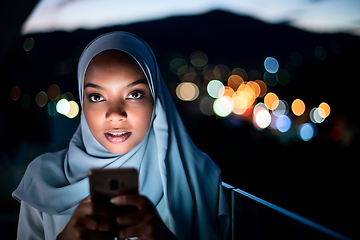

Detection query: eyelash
(87, 90), (144, 103)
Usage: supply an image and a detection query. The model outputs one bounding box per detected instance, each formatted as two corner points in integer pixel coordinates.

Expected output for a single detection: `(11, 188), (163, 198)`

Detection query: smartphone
(88, 168), (139, 214)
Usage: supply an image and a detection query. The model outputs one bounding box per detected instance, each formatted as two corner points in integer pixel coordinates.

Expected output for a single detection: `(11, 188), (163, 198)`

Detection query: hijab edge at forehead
(77, 32), (157, 107)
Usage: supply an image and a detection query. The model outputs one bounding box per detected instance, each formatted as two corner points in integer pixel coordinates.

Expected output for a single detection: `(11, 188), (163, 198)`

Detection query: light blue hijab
(13, 31), (229, 239)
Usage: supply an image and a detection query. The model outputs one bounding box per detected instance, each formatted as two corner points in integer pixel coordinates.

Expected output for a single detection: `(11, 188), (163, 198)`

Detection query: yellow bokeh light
(264, 92), (279, 110)
(291, 99), (306, 116)
(66, 101), (79, 118)
(247, 81), (261, 98)
(318, 102), (330, 118)
(176, 82), (199, 101)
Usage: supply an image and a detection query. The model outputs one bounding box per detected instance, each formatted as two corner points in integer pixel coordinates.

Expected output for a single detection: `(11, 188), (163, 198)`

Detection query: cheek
(83, 106), (103, 134)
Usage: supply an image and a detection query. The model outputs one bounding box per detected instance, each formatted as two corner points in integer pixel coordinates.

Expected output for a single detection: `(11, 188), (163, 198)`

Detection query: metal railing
(222, 182), (353, 240)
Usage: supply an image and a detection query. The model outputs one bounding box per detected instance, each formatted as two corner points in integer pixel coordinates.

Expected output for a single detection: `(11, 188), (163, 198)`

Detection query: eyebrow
(84, 79), (148, 90)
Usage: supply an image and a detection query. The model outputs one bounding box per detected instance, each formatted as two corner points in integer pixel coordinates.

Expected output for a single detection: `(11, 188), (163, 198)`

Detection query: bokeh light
(219, 86), (235, 98)
(318, 102), (330, 118)
(264, 57), (279, 74)
(200, 97), (214, 116)
(56, 99), (70, 115)
(35, 91), (48, 107)
(48, 84), (60, 101)
(263, 71), (277, 87)
(207, 80), (224, 98)
(276, 69), (290, 85)
(298, 123), (317, 141)
(291, 99), (305, 116)
(272, 99), (288, 117)
(10, 86), (21, 101)
(254, 109), (271, 129)
(66, 101), (79, 118)
(213, 96), (233, 117)
(231, 68), (248, 80)
(23, 37), (34, 52)
(190, 51), (208, 68)
(264, 92), (279, 110)
(276, 115), (291, 133)
(47, 101), (56, 117)
(176, 82), (199, 101)
(310, 108), (325, 124)
(170, 57), (187, 75)
(227, 75), (243, 91)
(255, 80), (267, 97)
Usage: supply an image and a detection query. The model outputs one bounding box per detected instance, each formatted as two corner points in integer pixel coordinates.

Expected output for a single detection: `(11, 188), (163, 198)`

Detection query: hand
(110, 194), (178, 240)
(56, 198), (116, 240)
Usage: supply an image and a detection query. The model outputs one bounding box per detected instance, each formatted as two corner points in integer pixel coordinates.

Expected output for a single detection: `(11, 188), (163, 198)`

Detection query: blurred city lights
(219, 86), (234, 98)
(264, 92), (279, 110)
(10, 86), (21, 101)
(47, 101), (56, 117)
(227, 75), (243, 91)
(66, 101), (79, 118)
(264, 57), (279, 74)
(291, 99), (306, 116)
(255, 80), (267, 97)
(254, 109), (271, 129)
(169, 57), (187, 75)
(213, 96), (233, 117)
(35, 91), (48, 107)
(207, 80), (224, 98)
(48, 84), (60, 101)
(176, 82), (199, 101)
(318, 102), (330, 118)
(276, 69), (290, 85)
(23, 37), (34, 52)
(190, 51), (208, 68)
(56, 98), (70, 115)
(200, 97), (214, 116)
(298, 123), (317, 141)
(272, 99), (288, 117)
(263, 71), (277, 87)
(276, 115), (291, 133)
(310, 107), (325, 124)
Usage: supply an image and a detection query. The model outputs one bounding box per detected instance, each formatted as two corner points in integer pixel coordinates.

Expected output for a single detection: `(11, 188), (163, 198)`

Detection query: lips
(104, 130), (131, 144)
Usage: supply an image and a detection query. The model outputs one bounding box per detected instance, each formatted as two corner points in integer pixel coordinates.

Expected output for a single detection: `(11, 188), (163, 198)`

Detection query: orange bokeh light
(264, 92), (279, 110)
(227, 75), (243, 91)
(291, 99), (306, 116)
(255, 80), (267, 97)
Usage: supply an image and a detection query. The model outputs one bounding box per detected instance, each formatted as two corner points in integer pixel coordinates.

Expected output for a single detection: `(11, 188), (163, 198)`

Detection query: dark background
(1, 10), (359, 239)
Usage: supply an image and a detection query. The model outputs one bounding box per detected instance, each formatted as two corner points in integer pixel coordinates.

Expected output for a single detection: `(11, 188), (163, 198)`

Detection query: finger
(110, 194), (154, 211)
(92, 201), (120, 217)
(118, 223), (155, 240)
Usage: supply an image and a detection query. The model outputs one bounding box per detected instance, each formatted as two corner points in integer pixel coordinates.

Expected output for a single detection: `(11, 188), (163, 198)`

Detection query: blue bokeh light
(264, 57), (279, 74)
(276, 115), (291, 133)
(298, 123), (317, 141)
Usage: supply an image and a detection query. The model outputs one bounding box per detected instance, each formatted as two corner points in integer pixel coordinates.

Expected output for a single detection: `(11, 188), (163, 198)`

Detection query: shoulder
(24, 149), (68, 181)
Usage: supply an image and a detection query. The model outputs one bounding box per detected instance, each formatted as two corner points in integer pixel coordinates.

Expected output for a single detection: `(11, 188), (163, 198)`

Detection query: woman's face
(83, 50), (154, 154)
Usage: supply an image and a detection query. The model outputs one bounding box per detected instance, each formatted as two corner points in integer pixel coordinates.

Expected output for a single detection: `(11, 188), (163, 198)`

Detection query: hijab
(13, 31), (229, 239)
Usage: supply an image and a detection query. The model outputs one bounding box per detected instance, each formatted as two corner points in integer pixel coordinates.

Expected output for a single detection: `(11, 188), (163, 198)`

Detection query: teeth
(109, 132), (125, 136)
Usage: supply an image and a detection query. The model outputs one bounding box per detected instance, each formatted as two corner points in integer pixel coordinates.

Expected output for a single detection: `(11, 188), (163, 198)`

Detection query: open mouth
(104, 130), (131, 144)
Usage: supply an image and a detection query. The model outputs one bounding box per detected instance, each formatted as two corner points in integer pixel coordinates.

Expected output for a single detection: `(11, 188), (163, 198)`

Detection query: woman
(13, 31), (229, 240)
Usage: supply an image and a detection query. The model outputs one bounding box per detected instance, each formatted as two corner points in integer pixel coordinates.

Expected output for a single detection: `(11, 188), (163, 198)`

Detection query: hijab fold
(13, 31), (229, 239)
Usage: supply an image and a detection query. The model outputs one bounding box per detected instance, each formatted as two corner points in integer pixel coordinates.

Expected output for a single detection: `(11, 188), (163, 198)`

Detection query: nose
(106, 101), (127, 122)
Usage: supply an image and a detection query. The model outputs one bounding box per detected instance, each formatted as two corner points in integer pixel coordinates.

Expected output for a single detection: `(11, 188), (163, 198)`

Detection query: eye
(127, 91), (144, 100)
(88, 94), (104, 103)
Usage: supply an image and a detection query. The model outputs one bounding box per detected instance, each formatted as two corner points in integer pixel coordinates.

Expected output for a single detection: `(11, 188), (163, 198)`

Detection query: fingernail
(110, 196), (122, 204)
